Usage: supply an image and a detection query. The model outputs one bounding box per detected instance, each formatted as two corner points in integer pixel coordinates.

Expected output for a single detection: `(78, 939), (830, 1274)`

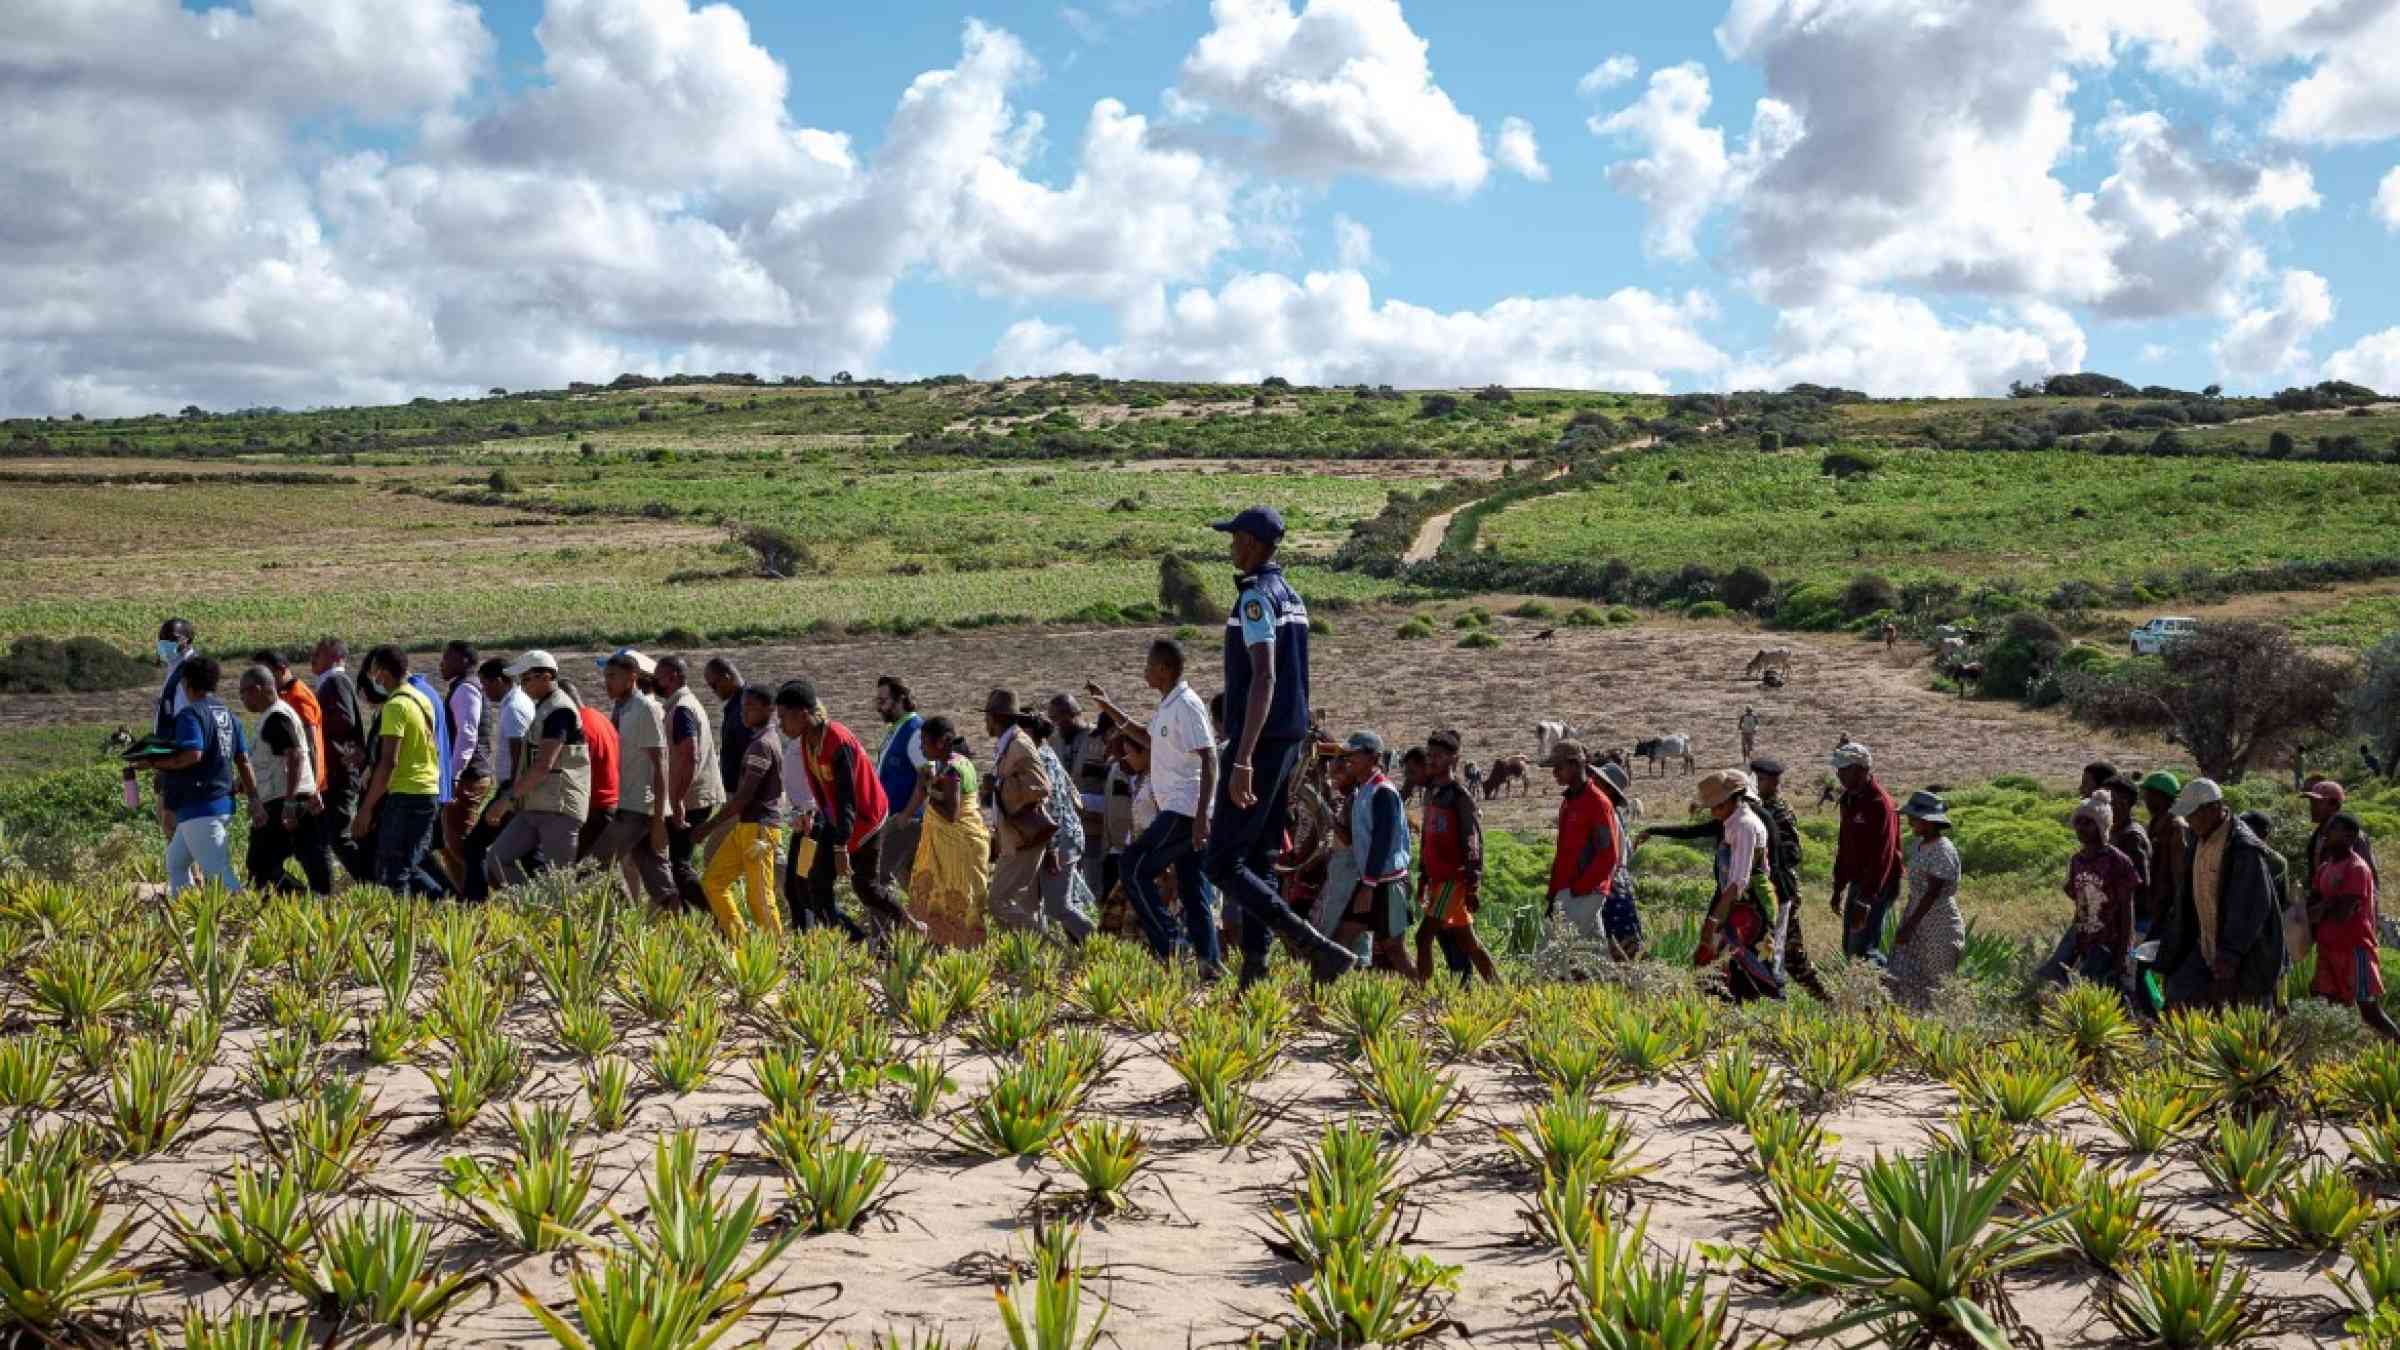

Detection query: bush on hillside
(1722, 565), (1775, 613)
(1158, 552), (1215, 623)
(1839, 573), (1899, 619)
(1418, 393), (1461, 419)
(1458, 630), (1502, 649)
(2065, 621), (2353, 782)
(1821, 450), (1878, 480)
(0, 636), (155, 694)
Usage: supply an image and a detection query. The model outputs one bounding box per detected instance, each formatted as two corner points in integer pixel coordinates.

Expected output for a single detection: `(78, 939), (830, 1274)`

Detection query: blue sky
(6, 0), (2398, 415)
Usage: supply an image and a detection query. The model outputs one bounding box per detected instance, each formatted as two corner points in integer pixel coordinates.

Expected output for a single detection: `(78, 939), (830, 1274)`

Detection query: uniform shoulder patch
(1243, 599), (1266, 622)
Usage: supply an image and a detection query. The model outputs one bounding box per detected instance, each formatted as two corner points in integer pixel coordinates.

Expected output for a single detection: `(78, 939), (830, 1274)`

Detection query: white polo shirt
(1144, 680), (1214, 818)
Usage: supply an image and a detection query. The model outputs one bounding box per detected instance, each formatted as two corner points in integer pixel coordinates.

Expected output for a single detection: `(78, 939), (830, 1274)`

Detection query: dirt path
(1400, 427), (1705, 564)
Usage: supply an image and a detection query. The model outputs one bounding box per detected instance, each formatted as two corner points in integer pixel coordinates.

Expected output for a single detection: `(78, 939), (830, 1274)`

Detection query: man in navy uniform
(1201, 505), (1362, 989)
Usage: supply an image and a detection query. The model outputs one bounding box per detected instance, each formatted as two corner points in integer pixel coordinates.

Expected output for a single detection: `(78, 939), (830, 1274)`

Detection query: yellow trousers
(702, 821), (785, 937)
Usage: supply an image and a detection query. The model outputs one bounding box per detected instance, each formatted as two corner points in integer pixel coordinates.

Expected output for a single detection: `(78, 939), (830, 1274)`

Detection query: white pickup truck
(2128, 616), (2197, 656)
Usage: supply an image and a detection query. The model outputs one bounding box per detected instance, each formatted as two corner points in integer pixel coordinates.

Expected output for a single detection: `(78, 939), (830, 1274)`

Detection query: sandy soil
(6, 616), (2158, 831)
(89, 981), (2347, 1347)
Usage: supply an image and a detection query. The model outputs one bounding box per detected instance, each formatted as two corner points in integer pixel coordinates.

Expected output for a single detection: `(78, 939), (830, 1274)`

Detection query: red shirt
(803, 719), (888, 851)
(580, 706), (619, 812)
(2314, 851), (2379, 950)
(1549, 778), (1621, 898)
(1833, 778), (1903, 897)
(1418, 779), (1482, 885)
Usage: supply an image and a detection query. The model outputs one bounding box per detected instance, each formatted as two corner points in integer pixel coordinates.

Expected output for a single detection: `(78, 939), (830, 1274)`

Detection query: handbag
(1007, 796), (1059, 850)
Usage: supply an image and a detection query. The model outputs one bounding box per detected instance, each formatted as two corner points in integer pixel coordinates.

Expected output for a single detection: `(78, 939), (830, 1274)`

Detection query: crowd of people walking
(131, 503), (2383, 1021)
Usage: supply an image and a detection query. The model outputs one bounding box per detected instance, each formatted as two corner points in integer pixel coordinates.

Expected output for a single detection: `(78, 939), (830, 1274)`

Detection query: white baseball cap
(504, 649), (559, 678)
(2170, 777), (2224, 816)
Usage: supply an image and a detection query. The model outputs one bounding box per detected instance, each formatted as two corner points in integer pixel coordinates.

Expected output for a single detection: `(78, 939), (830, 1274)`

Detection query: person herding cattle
(1738, 706), (1760, 761)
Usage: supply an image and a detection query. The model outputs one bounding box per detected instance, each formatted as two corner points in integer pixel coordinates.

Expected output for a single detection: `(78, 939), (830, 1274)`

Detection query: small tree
(739, 524), (818, 579)
(1158, 553), (1215, 623)
(2351, 633), (2400, 775)
(1757, 430), (1781, 451)
(1418, 393), (1460, 419)
(2064, 621), (2353, 782)
(1979, 613), (2065, 700)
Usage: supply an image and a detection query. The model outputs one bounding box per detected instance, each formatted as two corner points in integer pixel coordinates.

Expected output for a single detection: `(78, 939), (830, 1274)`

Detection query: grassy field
(2294, 593), (2400, 650)
(1479, 443), (2400, 597)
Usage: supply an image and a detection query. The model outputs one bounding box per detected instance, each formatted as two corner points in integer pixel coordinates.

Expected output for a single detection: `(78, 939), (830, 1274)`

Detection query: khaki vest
(254, 698), (317, 803)
(666, 685), (726, 811)
(521, 687), (593, 820)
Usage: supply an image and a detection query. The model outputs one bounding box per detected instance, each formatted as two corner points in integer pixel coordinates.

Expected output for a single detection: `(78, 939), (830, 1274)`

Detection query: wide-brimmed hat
(1901, 789), (1950, 825)
(1695, 769), (1751, 810)
(1594, 762), (1631, 798)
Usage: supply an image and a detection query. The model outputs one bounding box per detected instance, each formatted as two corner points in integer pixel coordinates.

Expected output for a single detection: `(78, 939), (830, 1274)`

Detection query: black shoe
(1309, 943), (1362, 983)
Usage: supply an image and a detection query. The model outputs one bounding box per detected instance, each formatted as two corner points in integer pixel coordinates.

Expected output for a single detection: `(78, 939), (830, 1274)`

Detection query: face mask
(368, 675), (391, 699)
(157, 639), (182, 664)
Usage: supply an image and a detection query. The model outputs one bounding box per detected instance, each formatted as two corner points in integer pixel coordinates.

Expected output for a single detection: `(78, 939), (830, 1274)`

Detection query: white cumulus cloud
(1577, 54), (1639, 96)
(1590, 63), (1797, 263)
(1174, 0), (1490, 194)
(1496, 117), (1549, 182)
(2378, 167), (2400, 231)
(1726, 291), (2088, 398)
(2325, 330), (2400, 396)
(983, 271), (1727, 392)
(1331, 214), (1376, 269)
(2212, 269), (2334, 384)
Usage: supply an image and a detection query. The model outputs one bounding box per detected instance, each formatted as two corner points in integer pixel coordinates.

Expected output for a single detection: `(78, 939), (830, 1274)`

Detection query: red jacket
(1832, 778), (1902, 898)
(802, 719), (887, 851)
(1550, 778), (1621, 898)
(580, 706), (620, 812)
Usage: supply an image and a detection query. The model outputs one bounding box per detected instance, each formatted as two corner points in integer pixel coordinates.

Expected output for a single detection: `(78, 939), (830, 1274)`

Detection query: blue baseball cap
(1210, 505), (1286, 543)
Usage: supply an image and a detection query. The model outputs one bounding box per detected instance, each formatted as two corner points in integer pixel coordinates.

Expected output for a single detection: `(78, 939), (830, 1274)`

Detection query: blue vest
(162, 698), (240, 819)
(878, 713), (924, 821)
(1222, 563), (1311, 745)
(154, 657), (187, 738)
(1349, 774), (1410, 884)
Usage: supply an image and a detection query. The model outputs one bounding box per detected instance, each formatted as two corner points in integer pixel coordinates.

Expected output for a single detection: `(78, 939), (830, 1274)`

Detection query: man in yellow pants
(694, 686), (787, 935)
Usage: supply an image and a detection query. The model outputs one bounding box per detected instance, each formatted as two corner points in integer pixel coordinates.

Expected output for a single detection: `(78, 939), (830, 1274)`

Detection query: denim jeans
(373, 792), (449, 898)
(1123, 809), (1221, 966)
(1840, 880), (1898, 961)
(167, 815), (241, 896)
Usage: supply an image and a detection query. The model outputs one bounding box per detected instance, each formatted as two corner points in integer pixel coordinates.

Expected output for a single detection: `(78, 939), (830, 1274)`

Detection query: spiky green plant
(888, 1053), (955, 1122)
(1527, 1156), (1608, 1253)
(1324, 974), (1411, 1052)
(1604, 1009), (1690, 1082)
(584, 1056), (637, 1133)
(1929, 1105), (2021, 1172)
(1430, 983), (1516, 1061)
(171, 1009), (222, 1065)
(2176, 1004), (2293, 1112)
(970, 991), (1054, 1059)
(2087, 1074), (2207, 1156)
(0, 1140), (153, 1334)
(352, 905), (419, 1011)
(960, 1056), (1085, 1158)
(1738, 1104), (1834, 1178)
(428, 1029), (526, 1133)
(647, 1003), (723, 1097)
(1520, 1030), (1616, 1100)
(283, 1204), (476, 1329)
(778, 1133), (895, 1235)
(992, 927), (1065, 990)
(2347, 1113), (2400, 1184)
(1050, 1120), (1146, 1216)
(165, 1161), (316, 1278)
(2238, 1159), (2381, 1251)
(1191, 1077), (1267, 1149)
(507, 1100), (580, 1158)
(149, 1307), (311, 1350)
(104, 1035), (202, 1158)
(995, 1221), (1107, 1350)
(2101, 1242), (2268, 1348)
(619, 926), (703, 1024)
(2007, 1135), (2090, 1215)
(1684, 1044), (1776, 1124)
(1499, 1089), (1648, 1189)
(263, 981), (344, 1044)
(2037, 978), (2141, 1071)
(2339, 1043), (2400, 1120)
(2066, 1165), (2165, 1272)
(780, 977), (871, 1057)
(2338, 1227), (2400, 1333)
(554, 999), (619, 1062)
(748, 1040), (824, 1117)
(1781, 1151), (2067, 1346)
(842, 1019), (899, 1085)
(270, 1075), (387, 1194)
(244, 1026), (321, 1103)
(357, 1002), (426, 1067)
(68, 1019), (120, 1078)
(516, 1170), (797, 1350)
(931, 949), (995, 1023)
(25, 939), (143, 1025)
(1556, 1209), (1734, 1350)
(0, 1032), (66, 1110)
(901, 979), (953, 1039)
(1967, 1054), (2080, 1126)
(1067, 960), (1136, 1023)
(1351, 1031), (1463, 1141)
(1281, 1240), (1457, 1347)
(441, 1144), (602, 1254)
(2196, 1112), (2296, 1204)
(1124, 986), (1183, 1037)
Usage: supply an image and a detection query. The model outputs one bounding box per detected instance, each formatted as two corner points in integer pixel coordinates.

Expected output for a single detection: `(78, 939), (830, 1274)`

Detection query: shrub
(1395, 618), (1435, 641)
(1158, 553), (1215, 623)
(1418, 393), (1460, 419)
(1980, 614), (2067, 701)
(2066, 622), (2353, 782)
(1606, 606), (1638, 625)
(1564, 606), (1606, 627)
(1510, 601), (1555, 619)
(486, 468), (518, 493)
(1758, 431), (1781, 451)
(1722, 565), (1774, 613)
(1685, 601), (1732, 620)
(1839, 573), (1899, 620)
(1475, 385), (1514, 403)
(1458, 631), (1502, 650)
(0, 637), (155, 695)
(737, 524), (818, 579)
(2268, 430), (2296, 457)
(1821, 450), (1878, 480)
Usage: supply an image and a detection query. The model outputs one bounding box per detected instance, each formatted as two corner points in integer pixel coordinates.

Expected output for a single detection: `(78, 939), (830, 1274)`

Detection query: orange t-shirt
(279, 676), (327, 787)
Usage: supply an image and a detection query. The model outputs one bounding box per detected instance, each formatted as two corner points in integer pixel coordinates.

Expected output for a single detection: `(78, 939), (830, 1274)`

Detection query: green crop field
(1478, 443), (2400, 597)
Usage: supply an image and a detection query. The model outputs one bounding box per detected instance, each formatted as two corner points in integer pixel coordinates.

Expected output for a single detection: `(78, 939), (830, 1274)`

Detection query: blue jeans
(1840, 880), (1897, 961)
(1124, 810), (1221, 966)
(167, 815), (241, 896)
(374, 793), (450, 899)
